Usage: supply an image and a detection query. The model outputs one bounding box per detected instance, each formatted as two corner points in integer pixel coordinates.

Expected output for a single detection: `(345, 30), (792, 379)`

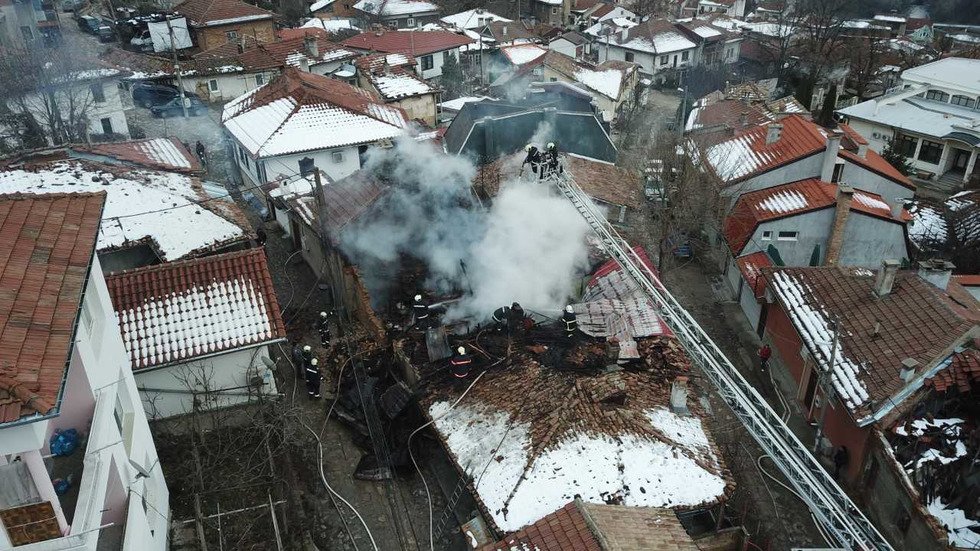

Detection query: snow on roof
(300, 17), (360, 33)
(873, 14), (906, 23)
(440, 8), (511, 30)
(201, 14), (272, 26)
(573, 67), (623, 100)
(927, 498), (980, 548)
(502, 44), (549, 65)
(438, 95), (491, 111)
(80, 137), (201, 173)
(840, 95), (980, 140)
(310, 0), (335, 11)
(371, 72), (435, 99)
(0, 161), (247, 261)
(353, 0), (438, 16)
(429, 400), (726, 533)
(135, 139), (190, 169)
(740, 21), (794, 38)
(693, 25), (723, 38)
(106, 249), (286, 370)
(901, 57), (980, 87)
(619, 26), (696, 54)
(697, 115), (826, 183)
(584, 18), (637, 38)
(768, 270), (870, 410)
(853, 192), (891, 212)
(757, 189), (808, 213)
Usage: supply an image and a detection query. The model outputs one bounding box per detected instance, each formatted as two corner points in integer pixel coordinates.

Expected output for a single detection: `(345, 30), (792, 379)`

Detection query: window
(549, 77), (558, 82)
(925, 89), (949, 102)
(659, 55), (668, 65)
(421, 54), (433, 71)
(777, 231), (798, 241)
(255, 74), (264, 85)
(951, 94), (976, 108)
(406, 17), (415, 26)
(226, 31), (239, 40)
(681, 51), (689, 61)
(90, 82), (105, 103)
(832, 162), (844, 183)
(552, 6), (557, 14)
(443, 50), (451, 63)
(332, 150), (344, 163)
(624, 51), (634, 62)
(917, 139), (943, 164)
(209, 79), (219, 92)
(114, 397), (125, 435)
(895, 134), (918, 157)
(761, 230), (773, 240)
(100, 118), (113, 134)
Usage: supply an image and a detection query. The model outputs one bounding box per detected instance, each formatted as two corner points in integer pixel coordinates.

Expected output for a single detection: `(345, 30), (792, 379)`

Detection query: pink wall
(102, 456), (129, 526)
(45, 349), (96, 455)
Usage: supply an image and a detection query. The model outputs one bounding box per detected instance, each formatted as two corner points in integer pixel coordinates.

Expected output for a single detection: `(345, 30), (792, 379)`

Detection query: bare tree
(847, 35), (887, 101)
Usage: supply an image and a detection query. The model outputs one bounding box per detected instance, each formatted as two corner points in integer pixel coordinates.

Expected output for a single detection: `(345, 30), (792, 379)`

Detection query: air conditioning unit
(872, 132), (881, 139)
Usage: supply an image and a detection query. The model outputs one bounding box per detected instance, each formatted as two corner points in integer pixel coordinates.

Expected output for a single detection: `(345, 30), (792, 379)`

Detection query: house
(295, 17), (360, 36)
(104, 248), (286, 419)
(548, 30), (589, 59)
(535, 51), (639, 123)
(527, 0), (568, 28)
(0, 192), (170, 550)
(0, 0), (61, 48)
(342, 29), (475, 79)
(257, 29), (359, 76)
(838, 57), (980, 193)
(474, 150), (642, 224)
(684, 93), (809, 134)
(443, 86), (617, 163)
(904, 17), (933, 45)
(758, 262), (980, 548)
(478, 499), (700, 550)
(583, 4), (636, 29)
(440, 8), (510, 31)
(352, 0), (440, 29)
(309, 0), (359, 21)
(354, 53), (440, 125)
(696, 0), (745, 18)
(72, 136), (203, 174)
(872, 14), (907, 38)
(479, 20), (542, 48)
(676, 18), (742, 67)
(174, 0), (276, 51)
(222, 67), (409, 191)
(0, 154), (252, 272)
(596, 19), (698, 79)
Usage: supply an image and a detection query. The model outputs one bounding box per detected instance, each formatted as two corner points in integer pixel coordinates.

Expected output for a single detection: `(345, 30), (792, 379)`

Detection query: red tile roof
(480, 501), (699, 551)
(342, 29), (475, 56)
(105, 248), (286, 371)
(591, 3), (615, 18)
(259, 30), (358, 66)
(722, 179), (908, 254)
(954, 275), (980, 287)
(284, 170), (386, 238)
(838, 148), (914, 190)
(926, 345), (980, 393)
(175, 0), (275, 27)
(736, 251), (772, 298)
(0, 192), (105, 424)
(688, 99), (772, 131)
(78, 137), (202, 174)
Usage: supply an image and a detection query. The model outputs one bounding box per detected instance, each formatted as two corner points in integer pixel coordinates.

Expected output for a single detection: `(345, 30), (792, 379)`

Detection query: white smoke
(340, 137), (591, 320)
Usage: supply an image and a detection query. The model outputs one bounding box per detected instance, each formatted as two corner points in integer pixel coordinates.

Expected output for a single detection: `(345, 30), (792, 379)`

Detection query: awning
(942, 132), (980, 147)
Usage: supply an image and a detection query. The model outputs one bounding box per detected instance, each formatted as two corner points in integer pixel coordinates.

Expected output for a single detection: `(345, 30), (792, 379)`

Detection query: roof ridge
(105, 246), (264, 279)
(0, 190), (109, 201)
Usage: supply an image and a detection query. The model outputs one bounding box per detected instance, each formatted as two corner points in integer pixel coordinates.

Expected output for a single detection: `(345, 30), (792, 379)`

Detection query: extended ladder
(546, 165), (893, 551)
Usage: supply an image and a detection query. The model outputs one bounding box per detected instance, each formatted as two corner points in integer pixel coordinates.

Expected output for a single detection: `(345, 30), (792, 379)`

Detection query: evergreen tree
(441, 52), (464, 100)
(817, 84), (838, 128)
(880, 139), (915, 176)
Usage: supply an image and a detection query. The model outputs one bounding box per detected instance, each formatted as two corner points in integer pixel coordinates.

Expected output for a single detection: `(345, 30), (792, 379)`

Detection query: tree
(847, 35), (887, 101)
(440, 52), (465, 101)
(880, 140), (915, 176)
(816, 83), (837, 127)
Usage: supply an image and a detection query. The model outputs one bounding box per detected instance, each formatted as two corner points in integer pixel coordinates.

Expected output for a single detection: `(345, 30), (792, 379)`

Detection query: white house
(222, 67), (409, 190)
(440, 8), (511, 30)
(352, 0), (440, 28)
(696, 0), (745, 18)
(839, 57), (980, 193)
(548, 31), (590, 59)
(596, 19), (698, 78)
(105, 248), (286, 420)
(0, 192), (170, 550)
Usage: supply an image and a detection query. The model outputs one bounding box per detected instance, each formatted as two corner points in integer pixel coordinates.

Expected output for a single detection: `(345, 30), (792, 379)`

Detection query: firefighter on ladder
(522, 144), (542, 178)
(318, 311), (331, 347)
(545, 142), (561, 176)
(305, 357), (322, 399)
(449, 346), (472, 378)
(561, 305), (577, 338)
(413, 294), (430, 329)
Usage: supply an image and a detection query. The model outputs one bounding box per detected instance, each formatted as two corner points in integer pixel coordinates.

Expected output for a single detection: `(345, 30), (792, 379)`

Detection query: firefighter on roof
(561, 305), (578, 338)
(450, 346), (472, 378)
(546, 142), (561, 176)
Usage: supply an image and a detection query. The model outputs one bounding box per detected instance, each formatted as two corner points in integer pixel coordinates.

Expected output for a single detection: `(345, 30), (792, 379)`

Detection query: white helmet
(525, 144), (532, 152)
(547, 142), (555, 149)
(415, 294), (422, 301)
(311, 358), (318, 366)
(565, 305), (574, 313)
(320, 311), (328, 318)
(457, 346), (466, 355)
(303, 345), (311, 352)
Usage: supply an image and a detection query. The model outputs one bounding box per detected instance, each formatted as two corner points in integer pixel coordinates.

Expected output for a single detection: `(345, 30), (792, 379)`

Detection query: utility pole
(166, 15), (189, 118)
(813, 319), (839, 454)
(676, 70), (687, 138)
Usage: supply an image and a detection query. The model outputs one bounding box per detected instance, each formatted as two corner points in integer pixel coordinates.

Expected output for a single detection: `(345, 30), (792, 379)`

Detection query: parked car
(77, 15), (101, 34)
(97, 25), (114, 42)
(61, 0), (87, 12)
(150, 96), (208, 118)
(131, 82), (197, 108)
(130, 29), (153, 51)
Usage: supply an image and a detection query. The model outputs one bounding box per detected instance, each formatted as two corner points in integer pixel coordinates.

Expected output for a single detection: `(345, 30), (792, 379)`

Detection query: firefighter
(302, 345), (313, 370)
(318, 311), (331, 347)
(255, 226), (267, 247)
(522, 144), (542, 176)
(561, 305), (577, 338)
(412, 294), (430, 329)
(491, 305), (510, 331)
(545, 142), (561, 175)
(305, 357), (322, 399)
(508, 302), (528, 338)
(292, 340), (305, 377)
(449, 346), (472, 378)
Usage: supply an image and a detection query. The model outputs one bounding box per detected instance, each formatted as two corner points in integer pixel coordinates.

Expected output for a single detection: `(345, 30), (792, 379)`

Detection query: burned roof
(74, 137), (202, 174)
(274, 170), (386, 241)
(0, 192), (105, 424)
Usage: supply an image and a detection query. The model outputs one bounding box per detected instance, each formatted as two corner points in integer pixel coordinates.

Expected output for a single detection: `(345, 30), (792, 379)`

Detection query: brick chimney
(304, 35), (319, 59)
(821, 129), (844, 182)
(918, 259), (955, 291)
(670, 376), (690, 415)
(874, 259), (901, 297)
(824, 184), (854, 266)
(765, 123), (783, 144)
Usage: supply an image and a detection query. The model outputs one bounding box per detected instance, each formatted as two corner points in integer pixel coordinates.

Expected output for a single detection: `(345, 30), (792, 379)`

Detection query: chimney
(620, 27), (629, 42)
(889, 201), (904, 219)
(858, 142), (869, 158)
(874, 259), (901, 297)
(299, 56), (310, 73)
(899, 358), (919, 383)
(304, 35), (319, 59)
(237, 42), (246, 54)
(765, 123), (783, 144)
(740, 112), (749, 126)
(824, 184), (854, 266)
(821, 129), (843, 182)
(917, 259), (955, 291)
(670, 376), (690, 414)
(502, 25), (508, 36)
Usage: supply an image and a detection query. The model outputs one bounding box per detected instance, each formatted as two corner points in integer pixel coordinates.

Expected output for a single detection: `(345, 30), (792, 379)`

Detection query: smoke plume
(340, 137), (591, 321)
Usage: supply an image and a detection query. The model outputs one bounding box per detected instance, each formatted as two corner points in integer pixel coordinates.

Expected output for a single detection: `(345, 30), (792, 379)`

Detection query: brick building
(175, 0), (276, 51)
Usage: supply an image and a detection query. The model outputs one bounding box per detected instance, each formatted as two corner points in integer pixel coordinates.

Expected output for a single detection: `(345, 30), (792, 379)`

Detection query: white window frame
(777, 231), (798, 241)
(255, 73), (264, 86)
(209, 79), (219, 92)
(761, 230), (773, 241)
(226, 30), (239, 40)
(332, 150), (344, 163)
(659, 55), (668, 65)
(406, 17), (415, 26)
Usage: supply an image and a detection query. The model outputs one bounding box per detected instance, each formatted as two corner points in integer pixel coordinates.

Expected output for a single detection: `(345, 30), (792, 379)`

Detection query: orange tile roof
(926, 346), (980, 393)
(0, 192), (105, 424)
(736, 251), (772, 298)
(105, 248), (286, 371)
(175, 0), (275, 27)
(342, 29), (475, 56)
(78, 137), (202, 174)
(954, 275), (980, 286)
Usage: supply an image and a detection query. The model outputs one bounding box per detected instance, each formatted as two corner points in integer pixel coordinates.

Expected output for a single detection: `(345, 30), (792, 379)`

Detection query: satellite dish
(130, 457), (160, 479)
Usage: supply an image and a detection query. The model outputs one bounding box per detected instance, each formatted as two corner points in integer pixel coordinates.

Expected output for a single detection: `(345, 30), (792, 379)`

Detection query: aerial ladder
(544, 161), (894, 551)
